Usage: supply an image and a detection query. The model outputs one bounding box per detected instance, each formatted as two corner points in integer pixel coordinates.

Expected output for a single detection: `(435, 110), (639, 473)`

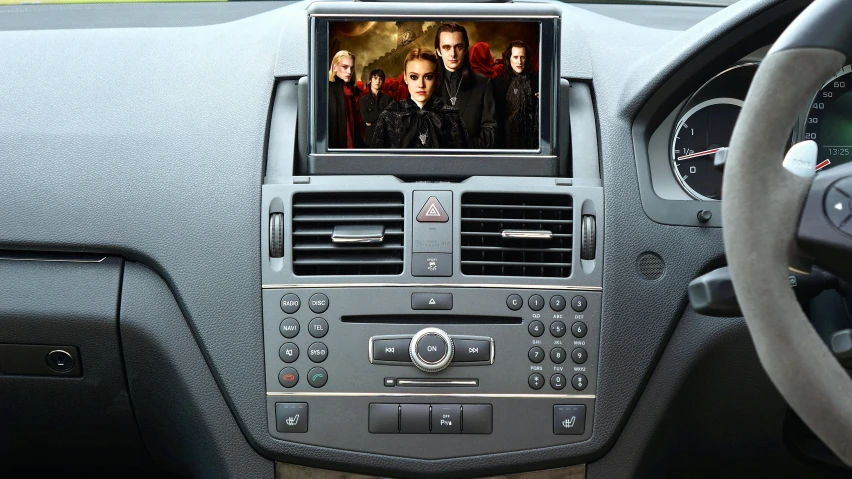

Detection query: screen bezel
(308, 13), (561, 178)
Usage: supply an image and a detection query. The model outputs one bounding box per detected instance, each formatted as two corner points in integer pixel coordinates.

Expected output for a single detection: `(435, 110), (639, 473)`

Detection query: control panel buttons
(308, 318), (328, 338)
(400, 404), (431, 433)
(416, 196), (449, 223)
(384, 378), (396, 387)
(431, 404), (461, 434)
(276, 402), (308, 433)
(279, 318), (300, 338)
(451, 339), (491, 362)
(550, 295), (566, 311)
(572, 321), (588, 338)
(571, 347), (588, 364)
(528, 346), (545, 363)
(410, 328), (454, 372)
(528, 320), (544, 337)
(554, 405), (586, 435)
(550, 373), (566, 390)
(280, 294), (301, 314)
(411, 293), (452, 310)
(528, 294), (545, 311)
(307, 367), (328, 388)
(550, 347), (566, 364)
(372, 338), (413, 362)
(278, 367), (299, 388)
(507, 294), (523, 311)
(279, 343), (299, 363)
(462, 405), (492, 434)
(308, 342), (328, 363)
(571, 295), (587, 312)
(46, 350), (74, 373)
(369, 404), (399, 433)
(309, 293), (329, 313)
(550, 321), (566, 337)
(528, 373), (544, 390)
(412, 253), (452, 277)
(572, 374), (588, 391)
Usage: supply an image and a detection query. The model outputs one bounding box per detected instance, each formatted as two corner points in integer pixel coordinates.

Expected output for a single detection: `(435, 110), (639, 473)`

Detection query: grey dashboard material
(0, 0), (830, 477)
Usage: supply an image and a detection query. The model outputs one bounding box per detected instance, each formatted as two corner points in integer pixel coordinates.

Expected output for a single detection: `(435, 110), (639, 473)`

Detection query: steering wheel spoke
(799, 162), (852, 280)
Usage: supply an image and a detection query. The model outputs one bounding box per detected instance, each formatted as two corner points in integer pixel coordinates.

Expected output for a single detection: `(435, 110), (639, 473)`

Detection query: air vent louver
(292, 192), (404, 276)
(461, 193), (573, 277)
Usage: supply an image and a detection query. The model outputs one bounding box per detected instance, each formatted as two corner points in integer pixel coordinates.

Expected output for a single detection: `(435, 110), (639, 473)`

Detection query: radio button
(280, 294), (301, 314)
(550, 295), (566, 311)
(373, 339), (412, 362)
(507, 294), (523, 311)
(571, 347), (588, 364)
(452, 339), (491, 362)
(528, 294), (545, 311)
(528, 346), (545, 363)
(572, 321), (588, 338)
(309, 293), (329, 313)
(528, 320), (544, 337)
(571, 295), (588, 312)
(410, 328), (454, 372)
(550, 347), (566, 364)
(309, 318), (328, 338)
(417, 335), (447, 363)
(550, 321), (566, 337)
(308, 342), (328, 363)
(551, 373), (566, 390)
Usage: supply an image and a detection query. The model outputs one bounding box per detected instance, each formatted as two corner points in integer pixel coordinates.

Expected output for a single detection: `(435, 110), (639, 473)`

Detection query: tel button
(278, 367), (299, 388)
(452, 339), (491, 362)
(372, 338), (412, 362)
(309, 318), (328, 338)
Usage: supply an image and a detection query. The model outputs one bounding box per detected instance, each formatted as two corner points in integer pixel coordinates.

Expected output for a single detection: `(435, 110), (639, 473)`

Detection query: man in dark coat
(327, 50), (359, 149)
(493, 40), (539, 149)
(433, 23), (497, 149)
(359, 68), (394, 147)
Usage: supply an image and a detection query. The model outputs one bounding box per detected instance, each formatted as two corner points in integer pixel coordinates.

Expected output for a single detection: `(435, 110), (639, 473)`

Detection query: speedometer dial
(804, 64), (852, 171)
(671, 98), (743, 200)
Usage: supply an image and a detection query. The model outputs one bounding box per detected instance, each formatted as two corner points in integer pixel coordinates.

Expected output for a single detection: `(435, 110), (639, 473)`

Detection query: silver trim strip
(266, 392), (596, 398)
(501, 230), (553, 240)
(263, 283), (602, 291)
(396, 379), (478, 387)
(0, 256), (107, 263)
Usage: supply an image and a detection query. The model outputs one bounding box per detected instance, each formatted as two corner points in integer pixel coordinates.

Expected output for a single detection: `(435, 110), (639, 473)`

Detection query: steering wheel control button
(308, 342), (328, 363)
(308, 318), (328, 338)
(528, 320), (544, 337)
(369, 404), (400, 433)
(571, 348), (588, 364)
(572, 321), (588, 338)
(550, 321), (566, 337)
(528, 294), (545, 311)
(571, 295), (587, 312)
(46, 350), (74, 372)
(307, 367), (328, 388)
(410, 328), (454, 372)
(550, 295), (566, 311)
(550, 373), (566, 390)
(507, 294), (523, 311)
(572, 374), (588, 391)
(431, 404), (461, 434)
(825, 186), (852, 228)
(550, 347), (566, 364)
(280, 294), (301, 314)
(412, 253), (452, 277)
(275, 402), (308, 433)
(411, 293), (452, 310)
(528, 346), (545, 363)
(279, 343), (299, 363)
(451, 339), (491, 362)
(278, 367), (299, 388)
(372, 338), (413, 362)
(461, 404), (492, 434)
(308, 293), (329, 313)
(279, 318), (300, 338)
(528, 373), (544, 390)
(554, 405), (586, 435)
(400, 404), (431, 433)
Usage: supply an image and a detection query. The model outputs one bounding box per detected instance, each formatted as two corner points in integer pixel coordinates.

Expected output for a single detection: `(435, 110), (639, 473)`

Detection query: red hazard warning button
(417, 196), (449, 223)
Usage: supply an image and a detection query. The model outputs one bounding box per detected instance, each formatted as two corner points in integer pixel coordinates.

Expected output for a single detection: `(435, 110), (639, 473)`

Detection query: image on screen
(326, 21), (542, 151)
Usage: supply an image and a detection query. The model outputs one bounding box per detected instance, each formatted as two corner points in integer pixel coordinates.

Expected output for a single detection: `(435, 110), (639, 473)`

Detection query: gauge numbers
(804, 64), (852, 172)
(671, 98), (743, 201)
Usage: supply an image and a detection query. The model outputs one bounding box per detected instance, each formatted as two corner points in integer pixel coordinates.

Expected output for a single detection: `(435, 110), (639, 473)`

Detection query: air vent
(461, 193), (573, 277)
(292, 192), (404, 276)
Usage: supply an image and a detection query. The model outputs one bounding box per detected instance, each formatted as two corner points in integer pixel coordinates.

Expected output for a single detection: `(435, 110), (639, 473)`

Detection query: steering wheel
(723, 0), (852, 465)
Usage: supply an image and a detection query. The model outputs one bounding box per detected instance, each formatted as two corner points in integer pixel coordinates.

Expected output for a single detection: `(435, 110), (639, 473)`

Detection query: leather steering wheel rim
(722, 0), (852, 465)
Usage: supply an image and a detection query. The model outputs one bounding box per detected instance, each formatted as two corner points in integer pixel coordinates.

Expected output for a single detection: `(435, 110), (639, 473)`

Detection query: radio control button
(572, 374), (588, 391)
(528, 346), (545, 363)
(551, 373), (566, 390)
(550, 347), (566, 364)
(507, 294), (523, 311)
(550, 321), (566, 337)
(373, 338), (412, 362)
(528, 294), (545, 311)
(571, 347), (588, 364)
(550, 295), (566, 311)
(571, 295), (587, 312)
(308, 342), (328, 363)
(572, 321), (588, 338)
(452, 339), (491, 362)
(280, 294), (301, 313)
(309, 293), (329, 313)
(409, 328), (454, 372)
(528, 320), (544, 337)
(279, 343), (299, 363)
(278, 367), (299, 388)
(417, 335), (447, 363)
(309, 318), (328, 338)
(279, 318), (300, 338)
(412, 292), (452, 310)
(528, 373), (544, 390)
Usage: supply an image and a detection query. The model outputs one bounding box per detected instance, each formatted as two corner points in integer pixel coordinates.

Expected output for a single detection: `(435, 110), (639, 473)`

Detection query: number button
(528, 346), (545, 363)
(528, 295), (545, 311)
(572, 321), (588, 338)
(528, 373), (544, 390)
(571, 347), (587, 364)
(550, 295), (566, 311)
(528, 320), (544, 337)
(550, 347), (566, 364)
(571, 296), (587, 312)
(551, 373), (566, 390)
(572, 374), (588, 391)
(550, 321), (566, 337)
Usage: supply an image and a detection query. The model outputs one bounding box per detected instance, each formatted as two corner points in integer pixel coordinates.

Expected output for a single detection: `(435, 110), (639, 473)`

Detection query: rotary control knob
(409, 327), (454, 372)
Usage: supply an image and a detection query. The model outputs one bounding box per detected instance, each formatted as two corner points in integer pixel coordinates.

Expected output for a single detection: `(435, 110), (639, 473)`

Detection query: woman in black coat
(371, 49), (469, 149)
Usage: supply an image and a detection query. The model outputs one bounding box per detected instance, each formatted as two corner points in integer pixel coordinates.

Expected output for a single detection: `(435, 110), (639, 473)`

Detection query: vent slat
(461, 193), (573, 278)
(292, 192), (404, 276)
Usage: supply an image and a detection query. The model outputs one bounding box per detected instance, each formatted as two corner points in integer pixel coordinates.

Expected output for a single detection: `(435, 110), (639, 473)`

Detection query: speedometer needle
(678, 148), (721, 161)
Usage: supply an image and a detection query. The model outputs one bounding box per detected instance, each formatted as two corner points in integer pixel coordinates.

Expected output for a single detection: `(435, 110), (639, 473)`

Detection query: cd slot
(341, 315), (521, 324)
(396, 379), (479, 387)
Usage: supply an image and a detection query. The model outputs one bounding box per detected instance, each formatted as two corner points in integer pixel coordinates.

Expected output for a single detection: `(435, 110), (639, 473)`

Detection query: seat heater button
(276, 402), (308, 433)
(554, 405), (586, 435)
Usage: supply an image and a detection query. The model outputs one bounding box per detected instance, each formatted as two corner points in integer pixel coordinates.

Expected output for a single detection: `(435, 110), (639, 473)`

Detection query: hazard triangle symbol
(417, 196), (449, 223)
